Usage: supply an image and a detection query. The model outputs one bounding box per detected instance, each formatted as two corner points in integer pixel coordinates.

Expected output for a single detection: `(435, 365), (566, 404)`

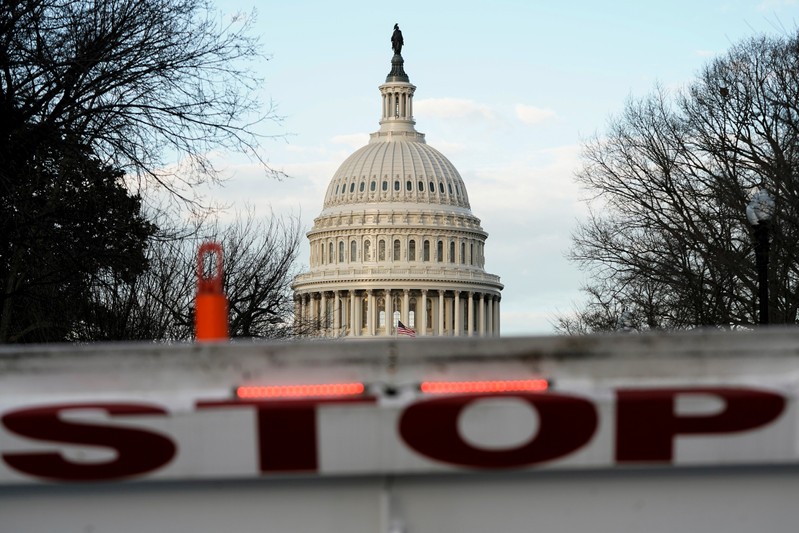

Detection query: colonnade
(294, 288), (500, 338)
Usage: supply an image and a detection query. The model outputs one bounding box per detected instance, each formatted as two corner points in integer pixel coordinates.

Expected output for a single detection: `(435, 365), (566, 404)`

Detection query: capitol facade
(292, 28), (503, 338)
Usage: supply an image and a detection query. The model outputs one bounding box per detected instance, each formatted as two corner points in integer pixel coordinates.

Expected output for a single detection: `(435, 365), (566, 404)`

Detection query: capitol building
(292, 28), (503, 338)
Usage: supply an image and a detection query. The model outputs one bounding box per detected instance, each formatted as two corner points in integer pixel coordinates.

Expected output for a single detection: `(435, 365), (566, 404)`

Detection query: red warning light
(420, 379), (549, 395)
(236, 382), (366, 399)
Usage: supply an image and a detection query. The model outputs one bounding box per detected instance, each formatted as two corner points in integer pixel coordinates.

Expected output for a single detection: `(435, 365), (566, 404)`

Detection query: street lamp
(746, 188), (775, 325)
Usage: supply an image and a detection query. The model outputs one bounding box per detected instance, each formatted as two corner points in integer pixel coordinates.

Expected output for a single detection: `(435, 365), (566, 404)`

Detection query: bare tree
(1, 0), (275, 187)
(559, 31), (799, 333)
(1, 0), (279, 342)
(72, 211), (305, 342)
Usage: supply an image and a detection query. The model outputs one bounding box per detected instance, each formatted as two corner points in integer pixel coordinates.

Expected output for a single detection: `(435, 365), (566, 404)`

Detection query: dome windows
(370, 181), (376, 192)
(359, 181), (365, 192)
(406, 180), (412, 191)
(429, 181), (434, 193)
(382, 180), (388, 191)
(439, 182), (444, 194)
(349, 182), (355, 193)
(409, 240), (416, 261)
(418, 181), (424, 191)
(394, 180), (400, 191)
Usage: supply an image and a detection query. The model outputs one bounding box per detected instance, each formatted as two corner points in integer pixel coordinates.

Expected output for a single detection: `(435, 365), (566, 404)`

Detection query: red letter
(616, 387), (786, 463)
(399, 392), (597, 468)
(197, 397), (375, 473)
(2, 403), (176, 482)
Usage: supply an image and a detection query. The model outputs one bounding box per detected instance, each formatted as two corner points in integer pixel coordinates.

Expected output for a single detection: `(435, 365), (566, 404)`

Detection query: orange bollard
(195, 242), (229, 341)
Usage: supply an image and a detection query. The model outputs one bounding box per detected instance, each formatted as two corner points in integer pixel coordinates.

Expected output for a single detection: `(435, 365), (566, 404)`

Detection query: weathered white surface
(2, 329), (799, 532)
(2, 468), (799, 533)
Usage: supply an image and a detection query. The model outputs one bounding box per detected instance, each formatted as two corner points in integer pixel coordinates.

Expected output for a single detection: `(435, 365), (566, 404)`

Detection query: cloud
(514, 104), (556, 125)
(414, 98), (495, 120)
(757, 0), (797, 11)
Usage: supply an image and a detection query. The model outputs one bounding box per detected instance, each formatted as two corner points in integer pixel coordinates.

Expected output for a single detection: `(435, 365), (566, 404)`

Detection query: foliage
(559, 31), (799, 333)
(0, 141), (155, 342)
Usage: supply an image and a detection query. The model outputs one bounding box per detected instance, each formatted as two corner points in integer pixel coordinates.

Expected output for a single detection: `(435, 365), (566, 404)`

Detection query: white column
(467, 292), (474, 337)
(350, 291), (358, 337)
(402, 289), (410, 325)
(384, 288), (391, 336)
(367, 290), (374, 336)
(487, 296), (493, 336)
(454, 291), (461, 336)
(479, 293), (486, 336)
(334, 291), (341, 333)
(320, 292), (327, 333)
(311, 293), (318, 329)
(494, 298), (501, 336)
(438, 290), (445, 336)
(420, 289), (428, 336)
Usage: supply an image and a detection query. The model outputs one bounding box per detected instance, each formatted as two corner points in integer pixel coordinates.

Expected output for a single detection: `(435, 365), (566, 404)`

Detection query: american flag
(397, 320), (416, 337)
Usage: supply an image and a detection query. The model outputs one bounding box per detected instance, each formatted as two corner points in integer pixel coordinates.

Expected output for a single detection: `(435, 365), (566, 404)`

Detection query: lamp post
(746, 188), (775, 325)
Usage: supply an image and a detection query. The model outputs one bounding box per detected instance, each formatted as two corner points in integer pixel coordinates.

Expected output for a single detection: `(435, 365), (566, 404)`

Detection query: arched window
(392, 239), (400, 261)
(349, 182), (355, 193)
(328, 242), (334, 264)
(429, 181), (434, 192)
(406, 180), (412, 191)
(382, 180), (388, 191)
(335, 185), (339, 194)
(379, 239), (386, 261)
(376, 298), (386, 328)
(339, 241), (345, 263)
(409, 299), (416, 327)
(370, 181), (376, 191)
(320, 242), (325, 264)
(393, 310), (400, 329)
(470, 242), (474, 265)
(449, 241), (455, 263)
(364, 240), (371, 261)
(350, 240), (357, 262)
(437, 241), (443, 262)
(359, 181), (365, 192)
(448, 183), (453, 195)
(394, 180), (400, 191)
(439, 182), (444, 194)
(409, 239), (416, 261)
(461, 242), (466, 264)
(423, 240), (430, 261)
(418, 181), (424, 191)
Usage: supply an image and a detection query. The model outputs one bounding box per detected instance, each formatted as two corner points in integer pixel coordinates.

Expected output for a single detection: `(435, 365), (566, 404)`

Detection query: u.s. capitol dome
(292, 27), (502, 338)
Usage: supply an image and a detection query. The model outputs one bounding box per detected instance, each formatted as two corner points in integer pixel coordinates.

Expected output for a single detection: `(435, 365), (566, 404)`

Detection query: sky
(202, 0), (798, 336)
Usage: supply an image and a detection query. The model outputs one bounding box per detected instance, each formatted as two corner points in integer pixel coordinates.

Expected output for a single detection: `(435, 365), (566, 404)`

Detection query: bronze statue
(391, 24), (403, 55)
